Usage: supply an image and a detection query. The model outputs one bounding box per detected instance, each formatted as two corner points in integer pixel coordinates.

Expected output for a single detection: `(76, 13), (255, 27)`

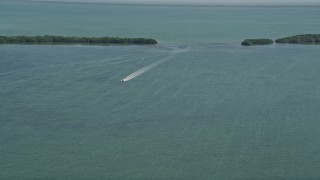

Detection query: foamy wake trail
(121, 46), (190, 82)
(121, 55), (172, 82)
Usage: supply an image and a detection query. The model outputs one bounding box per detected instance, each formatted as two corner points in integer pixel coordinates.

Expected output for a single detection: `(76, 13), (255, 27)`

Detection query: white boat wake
(121, 46), (190, 82)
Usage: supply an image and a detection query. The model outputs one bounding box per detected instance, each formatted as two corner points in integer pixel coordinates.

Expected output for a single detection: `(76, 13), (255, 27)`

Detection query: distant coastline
(242, 34), (320, 46)
(0, 35), (158, 45)
(241, 39), (273, 46)
(276, 34), (320, 44)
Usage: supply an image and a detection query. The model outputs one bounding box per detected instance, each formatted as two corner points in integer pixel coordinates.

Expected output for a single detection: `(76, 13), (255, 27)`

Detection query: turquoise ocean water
(1, 2), (320, 179)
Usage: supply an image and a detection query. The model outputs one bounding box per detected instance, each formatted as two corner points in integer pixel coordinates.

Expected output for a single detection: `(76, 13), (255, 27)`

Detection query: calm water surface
(1, 2), (320, 179)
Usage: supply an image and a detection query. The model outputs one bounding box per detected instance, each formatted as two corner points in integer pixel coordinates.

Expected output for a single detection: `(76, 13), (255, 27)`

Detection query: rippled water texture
(1, 2), (320, 179)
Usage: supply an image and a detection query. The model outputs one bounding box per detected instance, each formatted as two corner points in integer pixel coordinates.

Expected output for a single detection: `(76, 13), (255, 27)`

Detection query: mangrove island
(0, 35), (158, 45)
(275, 34), (320, 44)
(241, 39), (274, 46)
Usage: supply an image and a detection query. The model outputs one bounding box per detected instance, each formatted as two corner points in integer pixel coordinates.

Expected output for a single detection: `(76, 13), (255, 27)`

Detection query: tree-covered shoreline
(242, 34), (320, 46)
(241, 39), (273, 46)
(275, 34), (320, 44)
(0, 35), (158, 45)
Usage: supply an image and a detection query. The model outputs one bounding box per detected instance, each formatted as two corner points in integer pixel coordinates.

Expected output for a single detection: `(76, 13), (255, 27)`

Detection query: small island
(241, 39), (274, 46)
(275, 34), (320, 44)
(0, 35), (158, 45)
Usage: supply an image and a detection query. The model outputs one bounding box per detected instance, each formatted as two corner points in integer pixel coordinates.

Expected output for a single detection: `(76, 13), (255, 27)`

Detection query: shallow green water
(1, 2), (320, 179)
